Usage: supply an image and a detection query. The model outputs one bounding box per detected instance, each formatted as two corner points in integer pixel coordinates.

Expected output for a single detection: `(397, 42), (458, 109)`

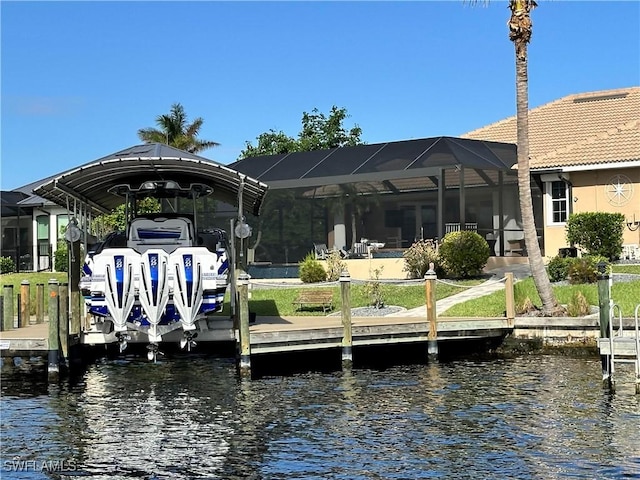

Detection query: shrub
(364, 267), (385, 309)
(54, 241), (68, 272)
(298, 252), (327, 283)
(438, 231), (490, 279)
(567, 258), (598, 284)
(567, 290), (591, 317)
(567, 256), (610, 284)
(547, 255), (573, 283)
(0, 257), (15, 274)
(325, 250), (347, 282)
(403, 239), (440, 279)
(566, 212), (625, 260)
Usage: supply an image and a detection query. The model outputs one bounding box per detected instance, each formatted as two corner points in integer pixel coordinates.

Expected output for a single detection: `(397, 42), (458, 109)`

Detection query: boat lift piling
(340, 271), (353, 368)
(237, 273), (251, 377)
(425, 264), (438, 362)
(20, 280), (30, 327)
(597, 262), (612, 386)
(3, 285), (14, 331)
(48, 279), (60, 380)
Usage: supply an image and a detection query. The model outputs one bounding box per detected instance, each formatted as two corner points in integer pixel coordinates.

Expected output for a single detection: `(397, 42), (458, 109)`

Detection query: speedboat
(80, 180), (229, 359)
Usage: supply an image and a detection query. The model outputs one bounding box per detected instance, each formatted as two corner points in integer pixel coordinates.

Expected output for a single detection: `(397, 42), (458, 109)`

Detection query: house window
(549, 181), (569, 224)
(56, 214), (69, 240)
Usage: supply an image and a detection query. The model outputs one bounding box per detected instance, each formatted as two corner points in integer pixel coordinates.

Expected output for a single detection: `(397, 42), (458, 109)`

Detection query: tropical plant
(509, 0), (562, 315)
(137, 103), (219, 154)
(481, 0), (561, 314)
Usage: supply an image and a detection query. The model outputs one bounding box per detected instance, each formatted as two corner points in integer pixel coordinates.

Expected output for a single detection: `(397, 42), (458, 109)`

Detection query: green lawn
(443, 264), (640, 317)
(0, 272), (68, 315)
(221, 279), (483, 317)
(2, 264), (638, 318)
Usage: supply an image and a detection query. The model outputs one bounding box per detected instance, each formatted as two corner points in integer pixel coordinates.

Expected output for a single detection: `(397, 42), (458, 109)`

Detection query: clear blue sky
(1, 1), (638, 191)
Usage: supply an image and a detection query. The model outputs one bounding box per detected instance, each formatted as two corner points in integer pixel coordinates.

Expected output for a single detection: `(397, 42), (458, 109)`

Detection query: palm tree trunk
(514, 35), (560, 315)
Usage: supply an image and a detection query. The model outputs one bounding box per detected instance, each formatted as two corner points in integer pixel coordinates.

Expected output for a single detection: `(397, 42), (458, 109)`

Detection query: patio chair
(313, 243), (329, 260)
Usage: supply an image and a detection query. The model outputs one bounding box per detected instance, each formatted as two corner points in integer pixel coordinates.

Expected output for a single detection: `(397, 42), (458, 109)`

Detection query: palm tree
(508, 0), (561, 315)
(137, 103), (219, 154)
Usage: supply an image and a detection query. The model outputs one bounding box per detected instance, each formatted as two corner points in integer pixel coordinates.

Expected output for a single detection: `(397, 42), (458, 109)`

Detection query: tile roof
(462, 86), (640, 170)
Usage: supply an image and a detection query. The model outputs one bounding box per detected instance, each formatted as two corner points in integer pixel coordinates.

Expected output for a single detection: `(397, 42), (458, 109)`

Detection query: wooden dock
(0, 315), (511, 354)
(248, 315), (511, 354)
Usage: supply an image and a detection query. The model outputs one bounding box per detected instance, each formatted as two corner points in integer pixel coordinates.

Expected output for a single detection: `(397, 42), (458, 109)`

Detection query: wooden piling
(237, 273), (251, 376)
(20, 280), (30, 327)
(48, 279), (60, 378)
(59, 283), (69, 363)
(69, 240), (81, 336)
(425, 264), (438, 361)
(340, 271), (353, 367)
(36, 284), (45, 324)
(2, 285), (13, 331)
(597, 264), (611, 387)
(505, 272), (515, 325)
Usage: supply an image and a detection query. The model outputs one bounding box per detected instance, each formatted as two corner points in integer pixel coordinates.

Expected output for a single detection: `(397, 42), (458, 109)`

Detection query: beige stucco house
(463, 86), (640, 260)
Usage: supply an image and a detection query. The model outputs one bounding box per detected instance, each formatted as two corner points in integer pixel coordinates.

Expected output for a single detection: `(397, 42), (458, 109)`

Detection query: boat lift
(32, 143), (268, 358)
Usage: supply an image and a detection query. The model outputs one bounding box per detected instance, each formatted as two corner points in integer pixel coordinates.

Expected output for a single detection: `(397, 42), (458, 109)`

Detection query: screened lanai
(230, 136), (543, 264)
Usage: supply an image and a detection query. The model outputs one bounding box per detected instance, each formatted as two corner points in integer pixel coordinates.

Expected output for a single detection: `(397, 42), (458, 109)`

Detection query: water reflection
(1, 355), (639, 479)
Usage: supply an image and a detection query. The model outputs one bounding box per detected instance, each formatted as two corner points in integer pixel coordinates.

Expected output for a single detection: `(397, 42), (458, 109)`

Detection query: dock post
(505, 272), (515, 326)
(597, 262), (611, 387)
(59, 283), (69, 366)
(425, 263), (438, 362)
(237, 273), (251, 377)
(48, 279), (60, 379)
(20, 280), (31, 327)
(2, 285), (13, 331)
(69, 240), (81, 337)
(340, 271), (353, 367)
(36, 284), (45, 324)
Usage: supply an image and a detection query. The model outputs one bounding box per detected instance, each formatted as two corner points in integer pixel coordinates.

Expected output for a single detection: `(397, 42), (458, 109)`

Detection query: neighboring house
(463, 86), (640, 259)
(1, 179), (70, 271)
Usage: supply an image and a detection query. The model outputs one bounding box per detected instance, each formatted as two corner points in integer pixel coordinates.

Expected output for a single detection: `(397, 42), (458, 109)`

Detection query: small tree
(566, 212), (625, 260)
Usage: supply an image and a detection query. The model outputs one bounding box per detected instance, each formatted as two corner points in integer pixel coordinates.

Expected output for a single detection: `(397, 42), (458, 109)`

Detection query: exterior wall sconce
(627, 214), (640, 231)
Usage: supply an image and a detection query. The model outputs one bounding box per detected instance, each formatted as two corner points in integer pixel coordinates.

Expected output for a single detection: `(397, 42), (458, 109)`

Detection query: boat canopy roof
(33, 143), (269, 216)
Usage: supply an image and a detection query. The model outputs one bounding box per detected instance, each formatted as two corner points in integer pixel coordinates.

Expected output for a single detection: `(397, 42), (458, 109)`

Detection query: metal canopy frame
(33, 143), (269, 217)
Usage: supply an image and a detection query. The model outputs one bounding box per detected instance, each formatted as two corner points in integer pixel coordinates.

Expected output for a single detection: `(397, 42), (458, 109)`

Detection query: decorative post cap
(339, 270), (350, 281)
(424, 262), (437, 279)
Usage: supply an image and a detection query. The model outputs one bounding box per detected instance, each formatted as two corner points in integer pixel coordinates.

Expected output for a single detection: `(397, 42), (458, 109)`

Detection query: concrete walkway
(386, 263), (532, 317)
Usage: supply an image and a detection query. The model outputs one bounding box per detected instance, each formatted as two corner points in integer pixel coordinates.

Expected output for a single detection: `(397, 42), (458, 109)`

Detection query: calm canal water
(1, 353), (639, 480)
